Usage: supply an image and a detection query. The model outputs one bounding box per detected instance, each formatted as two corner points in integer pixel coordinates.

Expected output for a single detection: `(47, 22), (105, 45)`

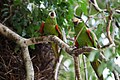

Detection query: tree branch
(82, 55), (88, 80)
(89, 0), (106, 12)
(55, 55), (63, 80)
(21, 46), (34, 80)
(73, 55), (81, 80)
(25, 36), (50, 46)
(115, 9), (120, 14)
(72, 47), (97, 56)
(0, 23), (34, 80)
(106, 11), (114, 44)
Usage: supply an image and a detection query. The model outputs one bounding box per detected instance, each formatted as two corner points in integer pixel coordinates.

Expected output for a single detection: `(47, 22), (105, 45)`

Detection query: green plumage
(40, 11), (62, 63)
(73, 17), (103, 80)
(74, 21), (97, 48)
(43, 15), (58, 36)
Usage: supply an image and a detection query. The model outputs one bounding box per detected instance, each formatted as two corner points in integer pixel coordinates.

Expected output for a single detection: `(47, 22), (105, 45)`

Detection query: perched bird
(73, 17), (103, 80)
(39, 11), (63, 62)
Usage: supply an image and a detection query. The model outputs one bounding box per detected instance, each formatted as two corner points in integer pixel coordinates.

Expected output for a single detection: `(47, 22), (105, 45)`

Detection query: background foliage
(0, 0), (120, 80)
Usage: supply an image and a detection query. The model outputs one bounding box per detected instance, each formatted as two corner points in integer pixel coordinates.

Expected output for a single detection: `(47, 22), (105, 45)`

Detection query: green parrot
(73, 17), (103, 80)
(39, 11), (63, 62)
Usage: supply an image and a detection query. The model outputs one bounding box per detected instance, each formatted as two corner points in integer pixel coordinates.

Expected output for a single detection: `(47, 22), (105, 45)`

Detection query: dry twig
(2, 5), (13, 24)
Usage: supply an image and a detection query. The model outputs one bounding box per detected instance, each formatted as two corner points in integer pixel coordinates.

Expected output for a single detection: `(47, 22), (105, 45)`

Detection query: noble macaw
(39, 11), (63, 62)
(73, 17), (103, 80)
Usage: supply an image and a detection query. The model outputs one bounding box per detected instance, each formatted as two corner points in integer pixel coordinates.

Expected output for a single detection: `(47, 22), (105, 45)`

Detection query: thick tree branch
(0, 23), (34, 80)
(0, 23), (24, 45)
(21, 46), (34, 80)
(48, 35), (73, 54)
(25, 36), (50, 46)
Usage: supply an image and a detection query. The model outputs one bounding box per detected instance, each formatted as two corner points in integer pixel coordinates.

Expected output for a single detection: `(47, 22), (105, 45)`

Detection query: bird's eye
(49, 11), (56, 18)
(50, 12), (54, 17)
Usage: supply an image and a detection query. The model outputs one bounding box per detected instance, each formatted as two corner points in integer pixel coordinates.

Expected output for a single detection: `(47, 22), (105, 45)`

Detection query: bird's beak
(72, 17), (82, 25)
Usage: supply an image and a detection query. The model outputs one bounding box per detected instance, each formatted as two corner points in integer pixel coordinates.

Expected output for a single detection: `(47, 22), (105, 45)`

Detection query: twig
(101, 10), (117, 54)
(113, 70), (120, 80)
(4, 69), (13, 75)
(66, 37), (74, 41)
(115, 9), (120, 14)
(82, 55), (88, 80)
(0, 56), (8, 72)
(114, 39), (120, 45)
(73, 55), (81, 80)
(106, 11), (114, 44)
(55, 55), (63, 80)
(106, 10), (120, 80)
(0, 75), (5, 80)
(2, 5), (13, 24)
(89, 0), (106, 12)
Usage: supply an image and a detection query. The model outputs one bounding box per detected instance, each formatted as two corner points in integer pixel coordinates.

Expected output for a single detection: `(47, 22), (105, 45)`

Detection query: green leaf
(29, 45), (35, 49)
(14, 0), (21, 5)
(112, 62), (120, 74)
(107, 59), (114, 71)
(22, 29), (26, 37)
(98, 62), (107, 76)
(75, 0), (88, 16)
(104, 48), (112, 60)
(1, 8), (9, 12)
(3, 4), (9, 7)
(2, 12), (9, 17)
(117, 45), (120, 55)
(88, 50), (99, 62)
